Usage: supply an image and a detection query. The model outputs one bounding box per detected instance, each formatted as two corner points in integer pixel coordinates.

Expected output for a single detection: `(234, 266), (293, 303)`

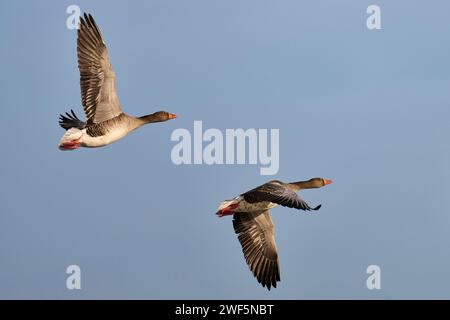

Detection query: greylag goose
(216, 178), (332, 290)
(58, 13), (176, 150)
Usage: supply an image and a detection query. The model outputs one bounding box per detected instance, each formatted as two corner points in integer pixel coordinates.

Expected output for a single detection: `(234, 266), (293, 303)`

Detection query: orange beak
(324, 179), (333, 185)
(168, 113), (177, 119)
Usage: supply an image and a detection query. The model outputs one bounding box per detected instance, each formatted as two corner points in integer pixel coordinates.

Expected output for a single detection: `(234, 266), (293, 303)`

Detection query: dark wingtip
(312, 204), (322, 211)
(58, 110), (85, 130)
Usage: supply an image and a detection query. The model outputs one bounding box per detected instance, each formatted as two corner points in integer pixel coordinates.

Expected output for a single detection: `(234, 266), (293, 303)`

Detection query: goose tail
(58, 128), (83, 151)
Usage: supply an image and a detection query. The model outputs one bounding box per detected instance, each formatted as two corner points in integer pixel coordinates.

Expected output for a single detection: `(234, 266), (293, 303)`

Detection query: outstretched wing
(233, 210), (280, 290)
(77, 13), (122, 124)
(242, 180), (321, 211)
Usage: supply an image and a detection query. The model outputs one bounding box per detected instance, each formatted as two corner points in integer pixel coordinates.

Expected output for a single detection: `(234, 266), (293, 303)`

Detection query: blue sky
(1, 0), (450, 299)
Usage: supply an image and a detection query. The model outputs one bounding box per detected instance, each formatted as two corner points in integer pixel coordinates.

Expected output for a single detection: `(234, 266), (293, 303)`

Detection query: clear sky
(1, 0), (450, 299)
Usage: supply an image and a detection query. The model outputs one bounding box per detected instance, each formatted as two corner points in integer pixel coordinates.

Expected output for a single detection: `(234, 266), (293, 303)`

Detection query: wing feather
(242, 180), (321, 211)
(233, 210), (280, 290)
(77, 13), (122, 124)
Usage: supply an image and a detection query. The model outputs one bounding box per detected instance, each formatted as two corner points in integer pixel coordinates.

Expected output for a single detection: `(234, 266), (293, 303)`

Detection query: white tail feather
(58, 128), (83, 149)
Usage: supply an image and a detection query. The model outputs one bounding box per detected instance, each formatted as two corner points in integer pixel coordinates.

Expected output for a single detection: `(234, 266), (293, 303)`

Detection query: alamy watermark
(66, 5), (81, 30)
(170, 121), (280, 175)
(66, 265), (81, 290)
(366, 265), (381, 290)
(367, 5), (381, 30)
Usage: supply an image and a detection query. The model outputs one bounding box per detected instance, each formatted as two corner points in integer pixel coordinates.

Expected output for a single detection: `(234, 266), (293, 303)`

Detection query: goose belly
(81, 125), (131, 148)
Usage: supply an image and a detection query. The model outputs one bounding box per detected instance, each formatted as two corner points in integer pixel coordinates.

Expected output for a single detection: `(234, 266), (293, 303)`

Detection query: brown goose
(58, 13), (176, 150)
(216, 178), (332, 290)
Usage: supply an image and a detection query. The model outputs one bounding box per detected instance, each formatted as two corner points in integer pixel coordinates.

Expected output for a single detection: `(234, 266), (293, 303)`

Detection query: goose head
(311, 177), (333, 188)
(139, 111), (177, 124)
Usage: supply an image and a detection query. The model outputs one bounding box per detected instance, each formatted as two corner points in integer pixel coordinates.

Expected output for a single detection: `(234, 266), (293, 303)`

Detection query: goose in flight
(58, 13), (176, 150)
(216, 178), (332, 290)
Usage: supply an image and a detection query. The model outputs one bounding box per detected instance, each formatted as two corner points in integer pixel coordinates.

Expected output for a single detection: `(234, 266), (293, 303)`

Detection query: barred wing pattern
(77, 13), (122, 125)
(233, 210), (280, 290)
